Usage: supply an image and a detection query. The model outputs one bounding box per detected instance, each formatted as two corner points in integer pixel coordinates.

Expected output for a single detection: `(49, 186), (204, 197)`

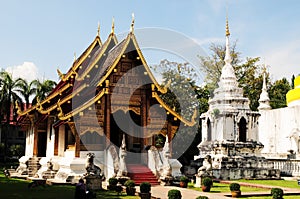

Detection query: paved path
(136, 181), (300, 199)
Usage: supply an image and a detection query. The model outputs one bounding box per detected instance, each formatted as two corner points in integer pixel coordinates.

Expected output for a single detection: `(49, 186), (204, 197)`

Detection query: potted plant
(229, 182), (241, 197)
(196, 196), (208, 199)
(107, 177), (118, 191)
(201, 177), (213, 192)
(179, 176), (189, 188)
(139, 182), (151, 199)
(271, 188), (284, 199)
(168, 189), (182, 199)
(124, 179), (136, 196)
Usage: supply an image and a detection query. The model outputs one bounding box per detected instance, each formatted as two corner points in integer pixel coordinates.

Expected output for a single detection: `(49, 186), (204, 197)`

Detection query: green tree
(151, 59), (209, 165)
(269, 77), (291, 109)
(199, 43), (268, 110)
(16, 79), (37, 110)
(0, 71), (23, 161)
(31, 79), (57, 104)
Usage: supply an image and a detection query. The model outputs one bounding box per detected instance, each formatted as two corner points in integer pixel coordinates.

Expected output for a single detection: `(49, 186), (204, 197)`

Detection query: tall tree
(269, 78), (291, 109)
(16, 79), (36, 110)
(151, 59), (209, 165)
(31, 79), (57, 104)
(199, 42), (269, 111)
(0, 71), (23, 161)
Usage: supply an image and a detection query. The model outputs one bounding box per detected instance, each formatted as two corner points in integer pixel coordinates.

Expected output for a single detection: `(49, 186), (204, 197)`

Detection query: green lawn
(238, 196), (300, 199)
(0, 173), (139, 199)
(189, 182), (268, 193)
(237, 179), (300, 189)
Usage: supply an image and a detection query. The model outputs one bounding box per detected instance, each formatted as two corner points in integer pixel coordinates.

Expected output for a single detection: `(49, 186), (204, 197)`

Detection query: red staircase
(127, 164), (159, 185)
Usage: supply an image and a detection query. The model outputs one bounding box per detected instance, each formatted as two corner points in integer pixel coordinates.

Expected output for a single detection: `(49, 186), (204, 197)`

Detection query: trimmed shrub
(140, 182), (151, 193)
(201, 177), (213, 187)
(108, 177), (118, 190)
(168, 189), (182, 199)
(180, 176), (189, 183)
(271, 188), (284, 199)
(229, 183), (241, 191)
(196, 196), (208, 199)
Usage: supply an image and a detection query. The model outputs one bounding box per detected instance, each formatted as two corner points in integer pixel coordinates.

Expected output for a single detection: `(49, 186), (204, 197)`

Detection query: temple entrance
(238, 117), (247, 142)
(110, 110), (142, 164)
(37, 131), (47, 157)
(207, 118), (212, 141)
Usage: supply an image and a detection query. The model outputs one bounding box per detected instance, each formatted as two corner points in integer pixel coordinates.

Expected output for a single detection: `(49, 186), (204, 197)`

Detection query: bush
(201, 177), (213, 187)
(168, 189), (182, 199)
(140, 182), (151, 193)
(107, 177), (118, 190)
(124, 180), (135, 188)
(229, 183), (241, 191)
(196, 196), (208, 199)
(180, 176), (189, 183)
(108, 177), (118, 186)
(271, 188), (284, 199)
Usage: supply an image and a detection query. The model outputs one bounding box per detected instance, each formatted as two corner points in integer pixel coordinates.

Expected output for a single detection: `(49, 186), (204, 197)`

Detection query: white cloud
(264, 41), (300, 80)
(5, 62), (39, 82)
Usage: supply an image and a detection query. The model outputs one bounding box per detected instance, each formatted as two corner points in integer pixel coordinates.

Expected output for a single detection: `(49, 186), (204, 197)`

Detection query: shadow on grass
(0, 172), (138, 199)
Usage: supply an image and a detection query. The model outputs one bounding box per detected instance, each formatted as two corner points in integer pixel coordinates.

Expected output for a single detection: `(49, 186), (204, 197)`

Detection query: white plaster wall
(25, 127), (34, 156)
(224, 116), (234, 140)
(248, 116), (259, 141)
(46, 121), (55, 157)
(58, 125), (65, 157)
(259, 106), (300, 158)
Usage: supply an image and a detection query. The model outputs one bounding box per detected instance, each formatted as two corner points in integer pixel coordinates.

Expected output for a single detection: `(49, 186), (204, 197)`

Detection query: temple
(16, 18), (195, 183)
(196, 17), (279, 180)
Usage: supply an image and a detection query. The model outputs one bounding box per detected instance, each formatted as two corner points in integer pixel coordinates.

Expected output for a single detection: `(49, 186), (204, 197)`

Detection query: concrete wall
(259, 106), (300, 158)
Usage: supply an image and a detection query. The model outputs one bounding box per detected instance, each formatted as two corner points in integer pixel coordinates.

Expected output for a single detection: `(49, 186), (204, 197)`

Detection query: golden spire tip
(97, 21), (100, 37)
(111, 17), (115, 34)
(130, 13), (135, 33)
(226, 15), (230, 37)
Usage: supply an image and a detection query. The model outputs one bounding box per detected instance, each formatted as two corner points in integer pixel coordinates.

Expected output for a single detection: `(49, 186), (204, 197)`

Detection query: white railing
(270, 158), (300, 176)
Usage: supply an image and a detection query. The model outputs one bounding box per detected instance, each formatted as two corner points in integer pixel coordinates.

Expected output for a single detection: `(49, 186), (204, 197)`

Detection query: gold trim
(76, 34), (117, 81)
(37, 84), (86, 115)
(18, 83), (73, 116)
(96, 33), (167, 94)
(152, 92), (196, 126)
(57, 89), (105, 120)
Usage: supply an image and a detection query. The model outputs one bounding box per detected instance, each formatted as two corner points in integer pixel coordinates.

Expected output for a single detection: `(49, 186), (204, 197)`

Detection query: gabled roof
(18, 29), (197, 127)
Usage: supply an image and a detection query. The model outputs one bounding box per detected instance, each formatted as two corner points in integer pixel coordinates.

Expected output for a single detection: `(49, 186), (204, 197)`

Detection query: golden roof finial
(111, 17), (115, 34)
(74, 52), (76, 62)
(97, 21), (100, 37)
(57, 69), (65, 80)
(130, 13), (135, 33)
(226, 15), (230, 37)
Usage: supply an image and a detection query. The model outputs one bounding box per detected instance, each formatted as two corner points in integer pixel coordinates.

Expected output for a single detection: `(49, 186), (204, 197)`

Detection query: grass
(238, 196), (300, 199)
(189, 182), (268, 193)
(0, 172), (139, 199)
(238, 179), (300, 189)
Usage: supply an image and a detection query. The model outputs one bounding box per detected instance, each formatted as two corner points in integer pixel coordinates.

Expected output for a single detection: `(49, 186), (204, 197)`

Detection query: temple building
(16, 18), (196, 183)
(259, 76), (300, 160)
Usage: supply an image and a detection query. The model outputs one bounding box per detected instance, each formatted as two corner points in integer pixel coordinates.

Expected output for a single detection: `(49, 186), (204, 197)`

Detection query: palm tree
(0, 71), (23, 161)
(15, 79), (36, 110)
(31, 79), (57, 105)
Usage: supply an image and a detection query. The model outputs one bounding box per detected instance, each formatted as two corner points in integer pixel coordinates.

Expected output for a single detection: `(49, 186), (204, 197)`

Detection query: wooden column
(68, 122), (80, 158)
(141, 89), (148, 146)
(33, 126), (38, 156)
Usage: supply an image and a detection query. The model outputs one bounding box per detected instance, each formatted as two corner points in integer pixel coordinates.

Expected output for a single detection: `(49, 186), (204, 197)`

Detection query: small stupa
(196, 16), (279, 180)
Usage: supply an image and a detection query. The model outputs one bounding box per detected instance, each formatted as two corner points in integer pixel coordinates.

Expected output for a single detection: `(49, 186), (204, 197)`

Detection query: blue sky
(0, 0), (300, 83)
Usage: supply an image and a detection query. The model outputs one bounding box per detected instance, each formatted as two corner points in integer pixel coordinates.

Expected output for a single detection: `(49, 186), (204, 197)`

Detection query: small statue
(117, 134), (127, 177)
(85, 153), (102, 177)
(197, 155), (212, 177)
(47, 160), (53, 171)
